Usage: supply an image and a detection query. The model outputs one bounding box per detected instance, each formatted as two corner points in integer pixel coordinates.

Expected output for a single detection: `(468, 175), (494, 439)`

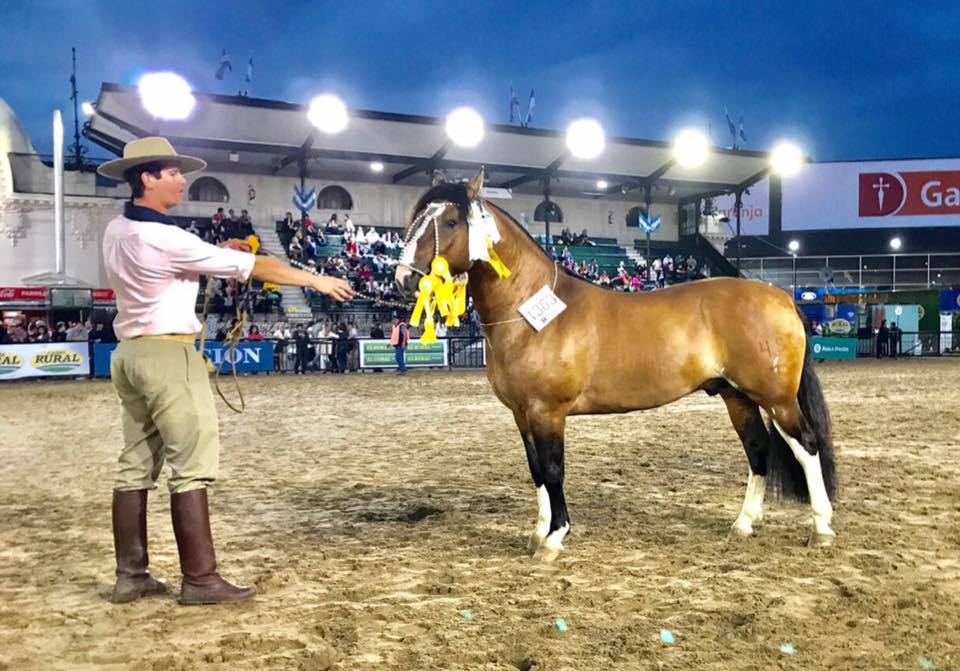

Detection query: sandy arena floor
(1, 359), (959, 670)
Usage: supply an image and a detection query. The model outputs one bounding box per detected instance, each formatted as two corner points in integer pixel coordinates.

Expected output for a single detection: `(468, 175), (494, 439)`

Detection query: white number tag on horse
(518, 286), (567, 331)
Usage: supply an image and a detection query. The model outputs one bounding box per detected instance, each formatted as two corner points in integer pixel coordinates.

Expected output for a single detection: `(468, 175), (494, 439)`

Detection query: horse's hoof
(533, 545), (562, 562)
(527, 533), (546, 555)
(728, 523), (754, 540)
(808, 532), (836, 548)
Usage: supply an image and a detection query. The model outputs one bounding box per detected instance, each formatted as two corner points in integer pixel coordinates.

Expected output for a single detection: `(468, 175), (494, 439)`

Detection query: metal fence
(852, 331), (958, 358)
(267, 336), (486, 373)
(740, 253), (960, 292)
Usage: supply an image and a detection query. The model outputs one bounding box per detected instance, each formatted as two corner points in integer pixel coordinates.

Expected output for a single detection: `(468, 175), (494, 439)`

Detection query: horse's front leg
(512, 411), (549, 554)
(527, 411), (570, 562)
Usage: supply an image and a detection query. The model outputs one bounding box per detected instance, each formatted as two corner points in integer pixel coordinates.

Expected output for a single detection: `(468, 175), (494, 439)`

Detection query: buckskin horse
(395, 173), (837, 561)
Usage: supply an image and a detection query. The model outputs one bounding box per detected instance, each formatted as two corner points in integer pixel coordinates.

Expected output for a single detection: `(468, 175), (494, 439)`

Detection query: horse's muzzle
(394, 267), (419, 298)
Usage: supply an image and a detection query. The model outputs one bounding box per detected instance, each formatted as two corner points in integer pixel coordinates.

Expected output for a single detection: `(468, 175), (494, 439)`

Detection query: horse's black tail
(766, 339), (838, 504)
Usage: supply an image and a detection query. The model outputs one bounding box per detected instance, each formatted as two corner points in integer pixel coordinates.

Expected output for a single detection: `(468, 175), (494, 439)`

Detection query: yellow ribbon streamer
(408, 249), (511, 341)
(485, 240), (512, 278)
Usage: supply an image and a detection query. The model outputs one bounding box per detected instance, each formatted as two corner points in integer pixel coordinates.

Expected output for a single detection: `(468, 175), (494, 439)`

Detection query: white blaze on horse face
(772, 420), (835, 539)
(732, 471), (766, 536)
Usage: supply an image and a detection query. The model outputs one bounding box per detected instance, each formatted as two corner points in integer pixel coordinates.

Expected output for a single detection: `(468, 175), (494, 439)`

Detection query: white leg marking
(731, 471), (766, 536)
(772, 421), (835, 540)
(533, 522), (570, 561)
(542, 523), (570, 551)
(534, 485), (551, 540)
(527, 485), (551, 553)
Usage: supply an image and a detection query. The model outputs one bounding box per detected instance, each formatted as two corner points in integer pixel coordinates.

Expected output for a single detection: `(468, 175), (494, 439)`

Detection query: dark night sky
(2, 0), (957, 161)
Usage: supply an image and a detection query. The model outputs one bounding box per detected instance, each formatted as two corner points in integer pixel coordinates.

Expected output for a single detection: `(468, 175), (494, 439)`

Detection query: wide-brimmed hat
(97, 136), (206, 180)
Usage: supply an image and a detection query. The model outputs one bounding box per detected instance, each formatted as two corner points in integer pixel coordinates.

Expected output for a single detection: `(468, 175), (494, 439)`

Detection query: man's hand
(313, 276), (355, 302)
(220, 239), (252, 252)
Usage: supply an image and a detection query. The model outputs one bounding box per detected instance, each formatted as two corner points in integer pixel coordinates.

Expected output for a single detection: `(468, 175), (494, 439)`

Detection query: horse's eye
(445, 219), (458, 228)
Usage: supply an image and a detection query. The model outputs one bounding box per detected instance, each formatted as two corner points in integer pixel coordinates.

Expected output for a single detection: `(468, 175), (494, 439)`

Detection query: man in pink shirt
(98, 137), (354, 606)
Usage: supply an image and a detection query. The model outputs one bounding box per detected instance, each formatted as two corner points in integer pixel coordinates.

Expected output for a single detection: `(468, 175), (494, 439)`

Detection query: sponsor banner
(0, 287), (49, 302)
(92, 340), (275, 377)
(810, 337), (857, 360)
(0, 342), (90, 379)
(713, 178), (769, 236)
(359, 339), (448, 368)
(940, 289), (960, 312)
(92, 289), (116, 302)
(783, 159), (960, 230)
(941, 314), (954, 353)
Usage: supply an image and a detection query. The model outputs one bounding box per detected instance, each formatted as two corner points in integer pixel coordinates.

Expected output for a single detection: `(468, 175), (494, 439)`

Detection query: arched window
(533, 200), (563, 223)
(188, 176), (229, 203)
(625, 206), (648, 228)
(318, 185), (353, 210)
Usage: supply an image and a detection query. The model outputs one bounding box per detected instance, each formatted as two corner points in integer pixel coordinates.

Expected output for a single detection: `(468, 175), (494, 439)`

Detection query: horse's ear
(466, 170), (484, 200)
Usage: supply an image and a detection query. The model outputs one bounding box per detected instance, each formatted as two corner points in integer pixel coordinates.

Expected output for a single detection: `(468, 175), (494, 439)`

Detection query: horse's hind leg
(770, 404), (836, 546)
(720, 388), (770, 538)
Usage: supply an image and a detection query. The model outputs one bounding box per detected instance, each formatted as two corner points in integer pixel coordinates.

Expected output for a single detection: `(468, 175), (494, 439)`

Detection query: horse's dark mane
(483, 201), (607, 288)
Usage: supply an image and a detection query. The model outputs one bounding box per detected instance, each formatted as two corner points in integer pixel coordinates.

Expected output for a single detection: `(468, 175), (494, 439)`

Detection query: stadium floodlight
(770, 141), (804, 176)
(595, 180), (608, 190)
(370, 161), (385, 173)
(672, 129), (710, 169)
(445, 107), (484, 148)
(81, 102), (95, 116)
(308, 94), (349, 134)
(788, 239), (800, 253)
(566, 118), (605, 160)
(889, 237), (902, 251)
(137, 72), (196, 121)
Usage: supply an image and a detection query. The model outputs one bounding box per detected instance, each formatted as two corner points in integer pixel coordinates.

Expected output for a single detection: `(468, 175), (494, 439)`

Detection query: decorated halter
(398, 199), (511, 343)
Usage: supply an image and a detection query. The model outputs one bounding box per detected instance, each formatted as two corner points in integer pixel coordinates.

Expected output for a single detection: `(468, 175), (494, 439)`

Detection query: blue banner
(810, 337), (857, 360)
(92, 340), (274, 377)
(940, 289), (960, 313)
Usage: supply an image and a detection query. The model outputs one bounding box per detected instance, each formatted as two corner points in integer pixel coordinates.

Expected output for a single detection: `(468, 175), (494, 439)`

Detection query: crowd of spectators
(276, 212), (406, 305)
(548, 245), (709, 291)
(0, 317), (117, 344)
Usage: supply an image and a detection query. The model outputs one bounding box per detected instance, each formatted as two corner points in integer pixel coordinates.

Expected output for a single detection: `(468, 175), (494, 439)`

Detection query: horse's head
(395, 172), (484, 297)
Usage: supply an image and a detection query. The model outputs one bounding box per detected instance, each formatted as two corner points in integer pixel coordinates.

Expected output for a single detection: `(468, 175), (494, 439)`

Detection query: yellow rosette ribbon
(409, 249), (511, 342)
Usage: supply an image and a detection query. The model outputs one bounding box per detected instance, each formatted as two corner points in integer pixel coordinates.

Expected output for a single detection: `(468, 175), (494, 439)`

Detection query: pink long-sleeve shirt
(103, 215), (255, 339)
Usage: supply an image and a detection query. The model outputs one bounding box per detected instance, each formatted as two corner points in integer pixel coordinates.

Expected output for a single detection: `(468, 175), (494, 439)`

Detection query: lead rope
(198, 276), (248, 414)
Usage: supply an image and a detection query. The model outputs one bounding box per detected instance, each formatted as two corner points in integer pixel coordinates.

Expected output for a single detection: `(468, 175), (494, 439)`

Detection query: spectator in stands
(89, 321), (107, 344)
(211, 207), (225, 227)
(288, 231), (304, 262)
(247, 324), (264, 341)
(238, 210), (254, 238)
(390, 314), (411, 375)
(51, 321), (67, 342)
(186, 220), (200, 237)
(385, 231), (401, 250)
(0, 323), (8, 344)
(370, 322), (385, 339)
(876, 319), (889, 358)
(587, 258), (599, 277)
(325, 214), (343, 234)
(343, 214), (355, 236)
(65, 320), (84, 341)
(574, 228), (595, 246)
